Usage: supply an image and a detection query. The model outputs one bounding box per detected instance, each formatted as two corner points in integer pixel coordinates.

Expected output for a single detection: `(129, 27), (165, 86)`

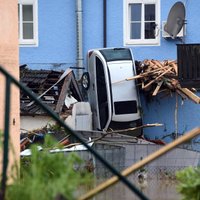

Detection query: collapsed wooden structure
(117, 60), (200, 104)
(20, 65), (83, 116)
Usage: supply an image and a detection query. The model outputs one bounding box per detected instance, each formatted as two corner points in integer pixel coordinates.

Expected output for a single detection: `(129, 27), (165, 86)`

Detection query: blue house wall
(20, 0), (200, 68)
(20, 0), (77, 69)
(20, 0), (200, 149)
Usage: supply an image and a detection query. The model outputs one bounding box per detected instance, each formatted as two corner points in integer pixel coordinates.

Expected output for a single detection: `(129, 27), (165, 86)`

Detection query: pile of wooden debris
(132, 59), (200, 103)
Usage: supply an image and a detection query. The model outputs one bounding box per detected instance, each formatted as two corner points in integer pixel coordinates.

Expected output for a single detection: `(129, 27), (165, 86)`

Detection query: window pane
(99, 49), (132, 61)
(131, 23), (141, 39)
(145, 4), (155, 21)
(18, 4), (20, 39)
(114, 101), (137, 115)
(145, 22), (156, 39)
(23, 5), (33, 21)
(18, 4), (20, 20)
(130, 4), (141, 21)
(96, 57), (108, 129)
(23, 23), (33, 39)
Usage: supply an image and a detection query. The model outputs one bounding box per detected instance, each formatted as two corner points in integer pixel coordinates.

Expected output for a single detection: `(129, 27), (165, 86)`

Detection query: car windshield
(99, 48), (132, 62)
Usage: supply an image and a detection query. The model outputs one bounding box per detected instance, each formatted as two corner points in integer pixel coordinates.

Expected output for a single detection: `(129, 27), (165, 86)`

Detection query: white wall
(21, 116), (56, 131)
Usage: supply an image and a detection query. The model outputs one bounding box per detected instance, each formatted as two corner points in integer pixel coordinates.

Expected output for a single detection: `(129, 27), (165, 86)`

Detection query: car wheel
(81, 72), (90, 90)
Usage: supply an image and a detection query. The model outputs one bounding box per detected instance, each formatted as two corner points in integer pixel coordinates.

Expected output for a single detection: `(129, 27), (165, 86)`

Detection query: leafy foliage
(176, 166), (200, 200)
(6, 135), (93, 200)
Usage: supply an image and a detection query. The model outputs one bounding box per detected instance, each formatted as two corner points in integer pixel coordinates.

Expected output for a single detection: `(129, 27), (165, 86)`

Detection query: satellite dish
(164, 1), (185, 39)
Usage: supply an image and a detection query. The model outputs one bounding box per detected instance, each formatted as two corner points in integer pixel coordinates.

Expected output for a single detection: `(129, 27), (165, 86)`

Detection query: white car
(81, 48), (142, 134)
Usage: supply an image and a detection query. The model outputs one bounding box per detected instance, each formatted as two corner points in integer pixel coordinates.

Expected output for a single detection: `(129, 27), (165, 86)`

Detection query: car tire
(81, 72), (90, 90)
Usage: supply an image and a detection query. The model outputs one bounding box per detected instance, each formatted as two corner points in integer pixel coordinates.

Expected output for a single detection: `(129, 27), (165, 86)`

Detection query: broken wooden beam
(177, 87), (200, 104)
(143, 67), (173, 89)
(152, 81), (164, 96)
(55, 73), (72, 113)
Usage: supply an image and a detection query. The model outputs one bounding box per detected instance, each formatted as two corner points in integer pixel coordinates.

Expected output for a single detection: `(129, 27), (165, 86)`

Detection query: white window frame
(124, 0), (160, 46)
(18, 0), (38, 46)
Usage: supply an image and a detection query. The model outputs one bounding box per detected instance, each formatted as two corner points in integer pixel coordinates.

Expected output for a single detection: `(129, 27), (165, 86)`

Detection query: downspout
(103, 0), (107, 47)
(76, 0), (83, 80)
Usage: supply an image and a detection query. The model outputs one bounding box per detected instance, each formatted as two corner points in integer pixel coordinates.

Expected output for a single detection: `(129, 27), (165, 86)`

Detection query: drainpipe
(76, 0), (83, 80)
(103, 0), (107, 47)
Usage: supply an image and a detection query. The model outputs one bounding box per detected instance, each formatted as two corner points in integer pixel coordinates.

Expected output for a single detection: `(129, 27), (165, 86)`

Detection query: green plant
(176, 166), (200, 200)
(6, 135), (93, 200)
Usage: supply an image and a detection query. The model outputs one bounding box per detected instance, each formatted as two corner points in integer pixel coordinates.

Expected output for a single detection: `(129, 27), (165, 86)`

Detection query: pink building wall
(0, 0), (20, 178)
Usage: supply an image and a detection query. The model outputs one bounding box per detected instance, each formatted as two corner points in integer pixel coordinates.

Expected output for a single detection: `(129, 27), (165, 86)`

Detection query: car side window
(96, 56), (109, 129)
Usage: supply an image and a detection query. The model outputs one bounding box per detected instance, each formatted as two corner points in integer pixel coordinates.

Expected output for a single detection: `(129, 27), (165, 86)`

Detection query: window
(96, 56), (109, 129)
(114, 101), (138, 115)
(100, 48), (132, 61)
(18, 0), (38, 46)
(124, 0), (160, 45)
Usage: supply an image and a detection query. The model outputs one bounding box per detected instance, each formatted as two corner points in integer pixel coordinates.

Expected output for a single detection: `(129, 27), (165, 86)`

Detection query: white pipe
(76, 0), (83, 80)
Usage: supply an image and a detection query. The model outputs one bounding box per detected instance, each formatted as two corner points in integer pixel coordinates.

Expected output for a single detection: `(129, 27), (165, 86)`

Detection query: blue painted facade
(20, 0), (200, 149)
(20, 0), (200, 68)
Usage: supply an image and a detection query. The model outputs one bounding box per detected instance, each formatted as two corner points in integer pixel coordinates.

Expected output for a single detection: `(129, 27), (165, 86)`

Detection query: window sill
(19, 44), (38, 48)
(19, 40), (38, 47)
(124, 40), (160, 46)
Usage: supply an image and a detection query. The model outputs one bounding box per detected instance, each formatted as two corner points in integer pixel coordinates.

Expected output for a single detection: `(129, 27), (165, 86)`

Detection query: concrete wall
(74, 142), (200, 176)
(0, 0), (20, 179)
(123, 143), (200, 169)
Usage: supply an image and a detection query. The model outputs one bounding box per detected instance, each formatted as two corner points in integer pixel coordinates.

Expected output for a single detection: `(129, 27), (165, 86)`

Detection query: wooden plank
(70, 74), (84, 101)
(170, 62), (178, 75)
(151, 60), (165, 69)
(141, 81), (145, 89)
(143, 67), (173, 89)
(176, 89), (188, 100)
(112, 66), (170, 84)
(107, 123), (163, 134)
(177, 87), (200, 104)
(152, 81), (163, 96)
(55, 73), (72, 113)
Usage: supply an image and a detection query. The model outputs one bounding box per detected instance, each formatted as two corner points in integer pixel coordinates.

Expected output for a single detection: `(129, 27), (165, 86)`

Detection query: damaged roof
(20, 65), (83, 116)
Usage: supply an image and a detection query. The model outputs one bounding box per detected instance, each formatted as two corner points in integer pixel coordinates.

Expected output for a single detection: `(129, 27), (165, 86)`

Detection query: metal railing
(0, 66), (149, 200)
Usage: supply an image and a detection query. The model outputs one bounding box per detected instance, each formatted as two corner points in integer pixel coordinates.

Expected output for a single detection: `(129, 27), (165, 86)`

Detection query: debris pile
(134, 60), (200, 103)
(20, 65), (83, 116)
(20, 125), (70, 151)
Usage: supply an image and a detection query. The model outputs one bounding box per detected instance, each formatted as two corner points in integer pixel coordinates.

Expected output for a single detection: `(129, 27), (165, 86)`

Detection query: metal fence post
(0, 76), (11, 200)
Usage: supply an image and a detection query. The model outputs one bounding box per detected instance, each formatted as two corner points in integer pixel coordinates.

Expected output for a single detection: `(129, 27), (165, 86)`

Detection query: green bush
(176, 166), (200, 200)
(6, 135), (93, 200)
